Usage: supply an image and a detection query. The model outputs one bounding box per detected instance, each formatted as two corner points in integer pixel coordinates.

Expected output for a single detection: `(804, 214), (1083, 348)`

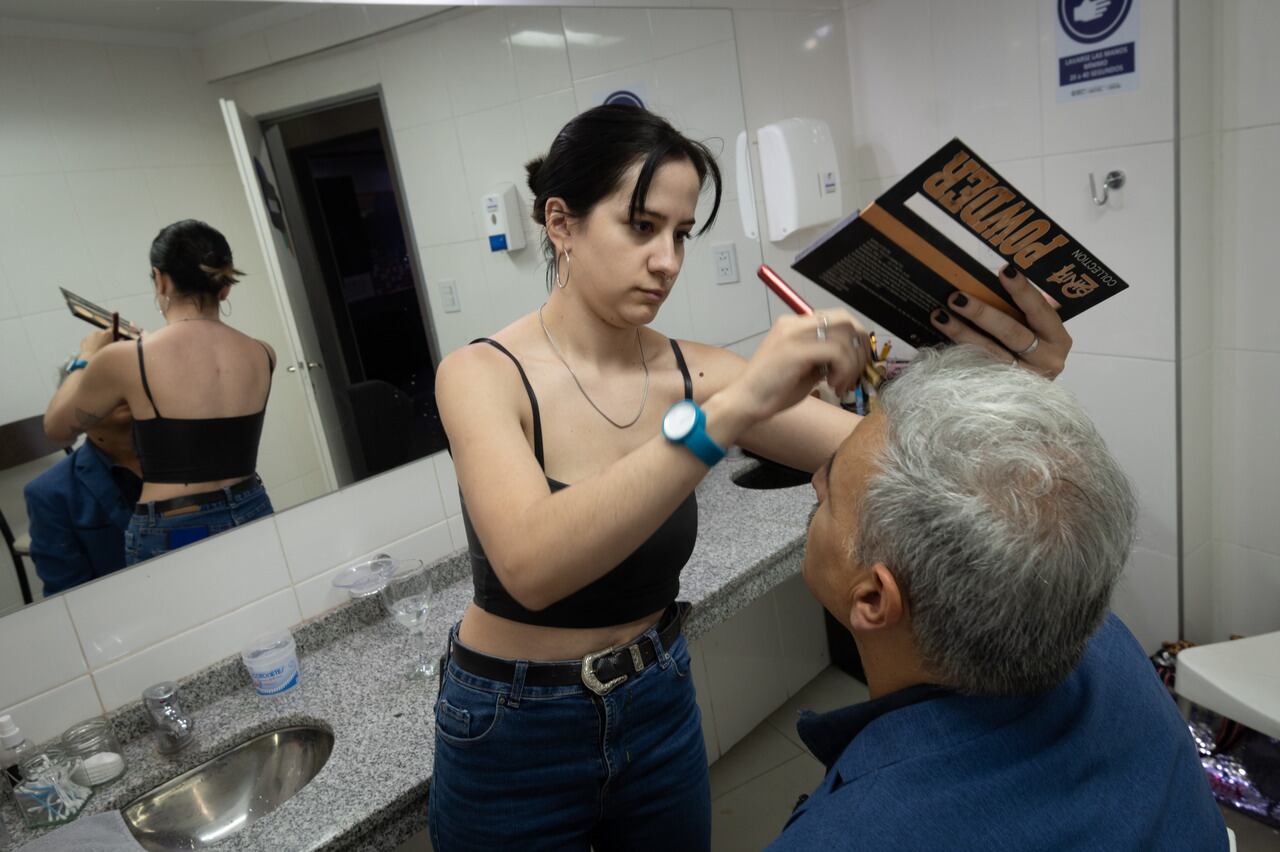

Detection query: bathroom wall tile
(1217, 125), (1280, 355)
(65, 516), (290, 668)
(1110, 545), (1178, 654)
(1220, 0), (1280, 131)
(0, 37), (63, 177)
(732, 11), (783, 135)
(432, 452), (462, 517)
(1178, 131), (1213, 359)
(681, 206), (771, 347)
(91, 590), (302, 711)
(686, 637), (721, 765)
(572, 62), (658, 115)
(845, 0), (940, 180)
(1055, 353), (1178, 560)
(144, 166), (225, 232)
(441, 8), (519, 117)
(396, 119), (478, 247)
(0, 677), (104, 748)
(276, 456), (443, 584)
(0, 173), (87, 317)
(1041, 142), (1175, 361)
(268, 469), (331, 516)
(1182, 540), (1213, 646)
(300, 43), (381, 105)
(199, 32), (271, 82)
(1180, 348), (1212, 557)
(520, 89), (579, 164)
(108, 46), (210, 170)
(480, 236), (547, 332)
(651, 39), (747, 200)
(1039, 0), (1175, 154)
(562, 8), (653, 81)
(772, 575), (830, 698)
(447, 515), (467, 553)
(0, 598), (88, 709)
(293, 521), (455, 621)
(932, 0), (1042, 163)
(506, 7), (573, 100)
(65, 169), (160, 305)
(724, 330), (766, 360)
(417, 239), (494, 356)
(0, 318), (48, 424)
(649, 8), (732, 59)
(456, 102), (531, 238)
(228, 61), (311, 118)
(27, 37), (137, 172)
(1177, 0), (1214, 140)
(1212, 349), (1280, 558)
(1214, 542), (1280, 640)
(262, 5), (370, 64)
(700, 593), (789, 752)
(377, 26), (454, 130)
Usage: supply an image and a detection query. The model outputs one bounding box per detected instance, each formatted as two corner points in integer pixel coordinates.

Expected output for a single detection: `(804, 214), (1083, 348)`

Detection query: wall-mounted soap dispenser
(482, 184), (526, 253)
(755, 118), (842, 242)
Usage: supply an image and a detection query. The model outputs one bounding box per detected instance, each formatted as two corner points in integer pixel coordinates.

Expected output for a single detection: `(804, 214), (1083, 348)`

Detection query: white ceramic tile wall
(843, 0), (1182, 650)
(1207, 0), (1280, 642)
(700, 594), (789, 751)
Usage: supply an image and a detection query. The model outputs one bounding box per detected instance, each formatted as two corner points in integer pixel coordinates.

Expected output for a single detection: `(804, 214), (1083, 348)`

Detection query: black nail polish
(1002, 265), (1018, 279)
(936, 309), (950, 324)
(952, 292), (968, 308)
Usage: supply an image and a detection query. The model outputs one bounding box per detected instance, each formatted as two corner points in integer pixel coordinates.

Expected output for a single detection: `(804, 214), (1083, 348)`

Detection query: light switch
(440, 279), (461, 313)
(712, 244), (738, 285)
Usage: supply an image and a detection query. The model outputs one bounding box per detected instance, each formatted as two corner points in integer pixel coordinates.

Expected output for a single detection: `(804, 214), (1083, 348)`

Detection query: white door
(220, 98), (343, 495)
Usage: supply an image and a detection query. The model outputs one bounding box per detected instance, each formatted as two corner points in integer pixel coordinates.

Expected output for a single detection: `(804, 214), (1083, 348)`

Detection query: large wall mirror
(0, 0), (773, 616)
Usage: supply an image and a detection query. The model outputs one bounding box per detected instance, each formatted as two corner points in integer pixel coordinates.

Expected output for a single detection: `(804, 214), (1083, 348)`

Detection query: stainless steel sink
(123, 725), (334, 851)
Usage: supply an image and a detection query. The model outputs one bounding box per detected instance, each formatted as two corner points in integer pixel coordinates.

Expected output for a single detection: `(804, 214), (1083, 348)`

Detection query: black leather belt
(135, 475), (260, 516)
(448, 602), (691, 696)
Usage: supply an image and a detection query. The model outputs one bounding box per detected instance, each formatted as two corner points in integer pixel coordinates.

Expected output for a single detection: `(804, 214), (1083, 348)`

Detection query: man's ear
(544, 198), (573, 249)
(848, 563), (906, 633)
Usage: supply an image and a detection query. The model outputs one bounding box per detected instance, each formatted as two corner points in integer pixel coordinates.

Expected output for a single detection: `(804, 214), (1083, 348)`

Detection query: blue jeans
(428, 621), (711, 851)
(124, 479), (273, 565)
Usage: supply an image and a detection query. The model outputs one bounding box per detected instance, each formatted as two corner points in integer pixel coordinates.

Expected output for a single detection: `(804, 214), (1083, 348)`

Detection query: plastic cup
(240, 629), (299, 697)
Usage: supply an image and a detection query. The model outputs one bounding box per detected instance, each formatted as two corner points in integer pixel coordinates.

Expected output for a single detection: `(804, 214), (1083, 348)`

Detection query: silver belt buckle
(581, 646), (627, 696)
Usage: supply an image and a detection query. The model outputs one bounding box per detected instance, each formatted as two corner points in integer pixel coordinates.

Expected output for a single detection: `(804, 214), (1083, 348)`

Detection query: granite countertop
(0, 457), (816, 852)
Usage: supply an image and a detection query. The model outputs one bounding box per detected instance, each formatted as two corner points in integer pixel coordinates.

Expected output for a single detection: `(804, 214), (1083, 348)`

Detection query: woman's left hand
(929, 264), (1072, 379)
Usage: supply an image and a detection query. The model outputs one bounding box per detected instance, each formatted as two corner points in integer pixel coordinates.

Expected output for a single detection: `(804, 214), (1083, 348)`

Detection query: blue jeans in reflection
(428, 623), (711, 851)
(124, 478), (273, 565)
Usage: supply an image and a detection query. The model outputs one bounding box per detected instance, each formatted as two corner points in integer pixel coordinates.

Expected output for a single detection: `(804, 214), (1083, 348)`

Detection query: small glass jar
(61, 717), (126, 786)
(12, 749), (92, 828)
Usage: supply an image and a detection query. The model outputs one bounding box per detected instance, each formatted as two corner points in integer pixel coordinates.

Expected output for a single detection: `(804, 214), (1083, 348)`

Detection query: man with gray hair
(767, 345), (1225, 850)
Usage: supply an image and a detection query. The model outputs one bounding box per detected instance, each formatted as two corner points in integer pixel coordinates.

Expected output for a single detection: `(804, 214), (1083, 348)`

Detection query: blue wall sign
(1055, 0), (1139, 102)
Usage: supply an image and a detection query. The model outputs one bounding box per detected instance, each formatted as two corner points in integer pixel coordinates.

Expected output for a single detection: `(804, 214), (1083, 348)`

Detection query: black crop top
(459, 337), (698, 629)
(131, 337), (274, 484)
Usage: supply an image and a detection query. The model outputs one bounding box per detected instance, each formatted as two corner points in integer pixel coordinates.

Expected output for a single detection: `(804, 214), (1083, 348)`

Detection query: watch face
(663, 401), (697, 439)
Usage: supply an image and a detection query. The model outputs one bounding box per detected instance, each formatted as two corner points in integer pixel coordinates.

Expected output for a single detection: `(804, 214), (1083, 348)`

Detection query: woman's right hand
(728, 310), (870, 423)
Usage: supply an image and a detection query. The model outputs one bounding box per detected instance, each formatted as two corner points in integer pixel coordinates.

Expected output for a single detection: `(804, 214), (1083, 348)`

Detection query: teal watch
(63, 355), (89, 375)
(662, 400), (726, 468)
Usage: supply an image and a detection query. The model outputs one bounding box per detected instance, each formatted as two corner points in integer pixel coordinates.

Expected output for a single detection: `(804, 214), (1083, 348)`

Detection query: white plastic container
(240, 629), (299, 697)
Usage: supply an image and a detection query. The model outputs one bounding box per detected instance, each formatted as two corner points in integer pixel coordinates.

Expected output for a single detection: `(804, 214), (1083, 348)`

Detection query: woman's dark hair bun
(150, 219), (243, 307)
(525, 156), (546, 217)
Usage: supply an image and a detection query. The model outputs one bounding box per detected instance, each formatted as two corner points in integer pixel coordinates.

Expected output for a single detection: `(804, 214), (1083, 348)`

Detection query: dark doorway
(268, 98), (446, 482)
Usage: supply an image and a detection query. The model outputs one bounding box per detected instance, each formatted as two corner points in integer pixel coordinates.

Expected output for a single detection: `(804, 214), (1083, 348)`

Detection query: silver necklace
(538, 304), (648, 429)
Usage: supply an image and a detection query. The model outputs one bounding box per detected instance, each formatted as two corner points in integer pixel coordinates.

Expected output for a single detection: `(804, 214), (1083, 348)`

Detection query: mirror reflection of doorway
(266, 97), (447, 485)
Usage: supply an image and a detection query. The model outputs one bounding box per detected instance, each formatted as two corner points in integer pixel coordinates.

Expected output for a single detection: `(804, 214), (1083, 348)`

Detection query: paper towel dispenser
(755, 118), (842, 242)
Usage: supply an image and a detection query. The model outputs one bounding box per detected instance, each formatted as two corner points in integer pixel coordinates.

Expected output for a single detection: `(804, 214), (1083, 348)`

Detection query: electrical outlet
(712, 244), (738, 285)
(440, 279), (461, 313)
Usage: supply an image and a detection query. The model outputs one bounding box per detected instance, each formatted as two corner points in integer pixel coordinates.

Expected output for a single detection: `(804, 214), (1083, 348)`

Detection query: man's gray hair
(852, 345), (1137, 695)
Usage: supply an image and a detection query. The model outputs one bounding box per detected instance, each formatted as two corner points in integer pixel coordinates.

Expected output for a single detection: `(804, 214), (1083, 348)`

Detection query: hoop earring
(555, 249), (572, 290)
(220, 300), (232, 318)
(155, 294), (170, 316)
